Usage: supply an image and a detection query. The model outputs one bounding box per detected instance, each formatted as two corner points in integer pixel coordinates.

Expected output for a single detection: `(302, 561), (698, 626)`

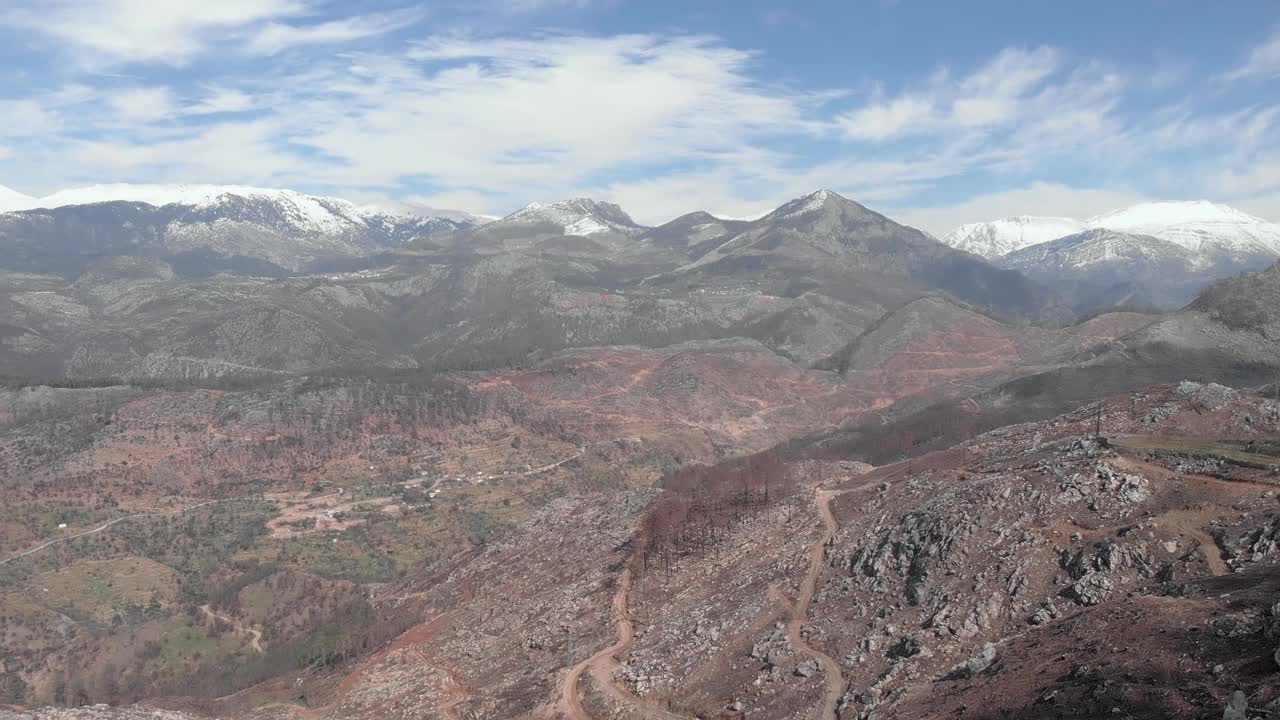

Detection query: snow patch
(495, 198), (641, 235)
(0, 184), (36, 213)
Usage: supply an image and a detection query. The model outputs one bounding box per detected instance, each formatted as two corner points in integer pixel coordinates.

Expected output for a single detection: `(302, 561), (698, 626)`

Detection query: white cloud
(108, 87), (176, 122)
(840, 95), (933, 140)
(0, 24), (1274, 229)
(69, 119), (310, 185)
(0, 99), (59, 137)
(505, 0), (594, 10)
(245, 10), (422, 55)
(886, 183), (1151, 237)
(1235, 192), (1280, 223)
(1223, 28), (1280, 82)
(0, 0), (307, 65)
(279, 34), (822, 194)
(186, 88), (254, 115)
(838, 47), (1063, 140)
(1214, 155), (1280, 197)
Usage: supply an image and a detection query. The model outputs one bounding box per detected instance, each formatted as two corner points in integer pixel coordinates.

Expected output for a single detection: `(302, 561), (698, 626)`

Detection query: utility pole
(1094, 401), (1103, 440)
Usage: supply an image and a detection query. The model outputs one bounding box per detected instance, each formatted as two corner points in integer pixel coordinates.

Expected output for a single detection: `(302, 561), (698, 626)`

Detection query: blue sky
(0, 0), (1278, 233)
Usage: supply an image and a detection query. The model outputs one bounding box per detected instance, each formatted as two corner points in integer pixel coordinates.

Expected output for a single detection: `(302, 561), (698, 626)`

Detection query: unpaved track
(413, 647), (471, 720)
(201, 604), (265, 654)
(784, 488), (845, 720)
(557, 567), (633, 720)
(557, 567), (686, 720)
(0, 498), (242, 566)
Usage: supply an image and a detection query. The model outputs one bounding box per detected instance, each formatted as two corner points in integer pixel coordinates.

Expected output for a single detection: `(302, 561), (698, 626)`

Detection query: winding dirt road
(783, 488), (846, 720)
(200, 604), (265, 654)
(557, 566), (687, 720)
(557, 484), (855, 720)
(557, 567), (633, 720)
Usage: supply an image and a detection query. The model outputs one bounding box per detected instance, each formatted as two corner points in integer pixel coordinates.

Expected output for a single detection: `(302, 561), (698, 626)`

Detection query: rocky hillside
(657, 190), (1054, 320)
(0, 190), (1087, 384)
(805, 260), (1280, 465)
(997, 229), (1205, 311)
(16, 382), (1278, 719)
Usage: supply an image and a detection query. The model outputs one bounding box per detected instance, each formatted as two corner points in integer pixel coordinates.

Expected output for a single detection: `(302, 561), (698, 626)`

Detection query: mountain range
(0, 184), (479, 276)
(2, 178), (1280, 720)
(941, 201), (1280, 311)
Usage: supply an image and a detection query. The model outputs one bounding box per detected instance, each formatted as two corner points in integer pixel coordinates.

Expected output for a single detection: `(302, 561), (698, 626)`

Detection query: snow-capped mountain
(997, 229), (1206, 310)
(1085, 201), (1280, 258)
(495, 198), (646, 236)
(994, 227), (1266, 311)
(943, 201), (1280, 264)
(0, 185), (35, 213)
(22, 183), (470, 238)
(1000, 228), (1196, 271)
(940, 216), (1087, 259)
(937, 200), (1280, 313)
(0, 183), (477, 275)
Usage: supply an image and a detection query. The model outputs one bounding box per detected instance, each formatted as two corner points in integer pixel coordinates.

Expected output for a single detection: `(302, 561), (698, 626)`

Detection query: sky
(0, 0), (1278, 235)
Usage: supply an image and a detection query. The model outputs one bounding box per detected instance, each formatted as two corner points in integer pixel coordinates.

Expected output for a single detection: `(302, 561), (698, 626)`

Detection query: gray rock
(1223, 689), (1248, 720)
(1068, 572), (1113, 606)
(1029, 602), (1060, 625)
(887, 634), (924, 659)
(944, 642), (997, 680)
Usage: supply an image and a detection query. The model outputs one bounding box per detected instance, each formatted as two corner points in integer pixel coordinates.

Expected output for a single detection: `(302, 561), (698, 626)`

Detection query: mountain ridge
(942, 199), (1280, 261)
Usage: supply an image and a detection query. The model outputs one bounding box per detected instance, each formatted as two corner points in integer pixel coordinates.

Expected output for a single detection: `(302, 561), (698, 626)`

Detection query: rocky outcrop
(943, 642), (997, 680)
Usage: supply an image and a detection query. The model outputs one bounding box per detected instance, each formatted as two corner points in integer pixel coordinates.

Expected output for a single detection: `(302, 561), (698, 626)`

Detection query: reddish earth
(309, 383), (1278, 720)
(13, 382), (1280, 720)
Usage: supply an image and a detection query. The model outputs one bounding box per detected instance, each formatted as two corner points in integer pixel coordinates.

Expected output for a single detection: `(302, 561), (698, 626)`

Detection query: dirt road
(0, 498), (242, 566)
(557, 566), (686, 720)
(200, 604), (265, 654)
(783, 488), (846, 720)
(558, 568), (633, 720)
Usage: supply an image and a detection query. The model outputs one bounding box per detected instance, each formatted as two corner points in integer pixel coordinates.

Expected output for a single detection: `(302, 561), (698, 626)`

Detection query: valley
(0, 186), (1276, 720)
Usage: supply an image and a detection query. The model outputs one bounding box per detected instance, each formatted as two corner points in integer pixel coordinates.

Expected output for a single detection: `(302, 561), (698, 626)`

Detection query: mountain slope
(663, 190), (1054, 320)
(814, 261), (1280, 463)
(638, 211), (749, 255)
(501, 198), (644, 237)
(453, 198), (649, 254)
(941, 215), (1087, 258)
(997, 228), (1206, 310)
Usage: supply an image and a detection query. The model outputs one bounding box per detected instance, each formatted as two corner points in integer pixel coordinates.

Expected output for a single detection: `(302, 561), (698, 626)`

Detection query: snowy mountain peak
(1086, 200), (1264, 230)
(943, 200), (1280, 261)
(1084, 200), (1280, 256)
(0, 183), (479, 272)
(500, 197), (643, 236)
(766, 189), (857, 221)
(941, 216), (1087, 259)
(11, 183), (470, 222)
(0, 185), (36, 213)
(33, 183), (318, 211)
